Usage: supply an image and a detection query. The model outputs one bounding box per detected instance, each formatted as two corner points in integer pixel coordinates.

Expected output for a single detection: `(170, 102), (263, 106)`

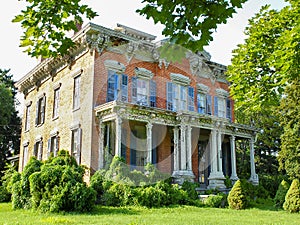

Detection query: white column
(98, 121), (105, 169)
(115, 117), (122, 157)
(210, 129), (218, 174)
(146, 122), (153, 164)
(173, 126), (179, 171)
(186, 125), (192, 171)
(217, 130), (223, 174)
(180, 124), (187, 170)
(229, 135), (238, 181)
(249, 137), (259, 184)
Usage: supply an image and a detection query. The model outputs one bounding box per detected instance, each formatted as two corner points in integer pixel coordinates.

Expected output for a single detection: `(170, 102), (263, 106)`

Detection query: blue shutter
(167, 82), (173, 111)
(107, 71), (118, 102)
(149, 80), (156, 107)
(188, 86), (194, 111)
(226, 98), (232, 121)
(206, 95), (212, 115)
(131, 76), (137, 104)
(214, 96), (219, 116)
(121, 74), (128, 102)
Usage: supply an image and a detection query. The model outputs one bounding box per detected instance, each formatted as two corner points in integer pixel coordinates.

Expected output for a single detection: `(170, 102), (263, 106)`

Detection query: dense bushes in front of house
(90, 156), (200, 208)
(10, 150), (96, 212)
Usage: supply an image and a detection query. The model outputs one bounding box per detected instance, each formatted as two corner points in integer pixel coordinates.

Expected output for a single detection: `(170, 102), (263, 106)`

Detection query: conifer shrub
(227, 180), (248, 210)
(12, 157), (42, 209)
(283, 179), (300, 213)
(11, 150), (96, 212)
(274, 179), (290, 208)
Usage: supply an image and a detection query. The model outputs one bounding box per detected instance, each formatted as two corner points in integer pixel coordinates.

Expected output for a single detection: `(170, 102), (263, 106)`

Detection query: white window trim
(170, 73), (191, 86)
(134, 67), (154, 80)
(104, 60), (126, 74)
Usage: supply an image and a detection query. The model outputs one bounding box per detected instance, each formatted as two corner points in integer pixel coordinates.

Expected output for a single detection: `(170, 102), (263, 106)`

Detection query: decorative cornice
(104, 60), (126, 74)
(134, 67), (154, 80)
(197, 83), (210, 93)
(170, 73), (191, 86)
(216, 88), (229, 98)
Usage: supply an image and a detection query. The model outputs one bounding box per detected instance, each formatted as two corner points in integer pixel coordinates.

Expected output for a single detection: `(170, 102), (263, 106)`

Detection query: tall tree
(227, 0), (299, 179)
(0, 69), (21, 178)
(13, 0), (248, 58)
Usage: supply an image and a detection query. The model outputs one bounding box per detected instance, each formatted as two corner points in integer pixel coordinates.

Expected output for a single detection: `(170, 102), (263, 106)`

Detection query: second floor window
(214, 96), (232, 120)
(73, 75), (81, 110)
(53, 88), (60, 118)
(167, 82), (194, 112)
(35, 95), (46, 126)
(132, 77), (156, 107)
(107, 70), (128, 102)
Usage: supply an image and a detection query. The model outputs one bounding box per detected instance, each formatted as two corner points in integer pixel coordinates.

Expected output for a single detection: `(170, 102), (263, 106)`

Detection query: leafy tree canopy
(226, 0), (299, 112)
(12, 0), (98, 58)
(13, 0), (248, 58)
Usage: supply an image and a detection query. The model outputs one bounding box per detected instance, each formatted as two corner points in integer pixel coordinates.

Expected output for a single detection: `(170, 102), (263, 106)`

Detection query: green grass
(0, 202), (299, 225)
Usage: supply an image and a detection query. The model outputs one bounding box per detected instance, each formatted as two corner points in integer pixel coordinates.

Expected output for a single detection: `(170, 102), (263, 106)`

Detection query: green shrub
(102, 183), (134, 206)
(283, 179), (300, 213)
(11, 157), (42, 209)
(259, 174), (288, 198)
(227, 180), (248, 210)
(274, 180), (290, 208)
(12, 150), (96, 212)
(204, 194), (228, 208)
(181, 181), (199, 201)
(0, 164), (18, 202)
(90, 169), (106, 204)
(136, 185), (167, 208)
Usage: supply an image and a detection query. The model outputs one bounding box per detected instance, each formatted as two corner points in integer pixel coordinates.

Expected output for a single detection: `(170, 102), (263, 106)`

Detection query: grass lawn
(0, 201), (299, 225)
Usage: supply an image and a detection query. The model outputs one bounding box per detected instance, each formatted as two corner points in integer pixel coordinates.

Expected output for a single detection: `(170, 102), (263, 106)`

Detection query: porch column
(98, 121), (105, 169)
(146, 122), (153, 164)
(249, 137), (259, 185)
(115, 116), (122, 157)
(180, 124), (187, 170)
(186, 125), (192, 171)
(229, 135), (238, 181)
(210, 129), (218, 174)
(173, 126), (179, 171)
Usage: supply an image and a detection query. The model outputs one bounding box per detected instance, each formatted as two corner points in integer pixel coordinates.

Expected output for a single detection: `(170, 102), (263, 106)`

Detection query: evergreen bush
(227, 180), (248, 210)
(11, 150), (96, 212)
(283, 179), (300, 213)
(274, 180), (290, 208)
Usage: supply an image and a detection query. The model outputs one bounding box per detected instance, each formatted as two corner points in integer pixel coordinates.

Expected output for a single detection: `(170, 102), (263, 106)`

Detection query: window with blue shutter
(206, 95), (212, 115)
(214, 96), (218, 116)
(107, 70), (118, 102)
(226, 98), (232, 121)
(167, 82), (173, 111)
(149, 80), (156, 107)
(197, 93), (206, 114)
(121, 74), (128, 102)
(188, 86), (194, 111)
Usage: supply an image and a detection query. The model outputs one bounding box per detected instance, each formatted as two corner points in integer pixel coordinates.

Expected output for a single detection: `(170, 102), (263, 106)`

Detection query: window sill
(35, 123), (44, 128)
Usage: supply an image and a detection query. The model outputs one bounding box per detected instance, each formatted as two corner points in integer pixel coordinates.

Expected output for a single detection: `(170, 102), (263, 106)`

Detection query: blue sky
(0, 0), (288, 82)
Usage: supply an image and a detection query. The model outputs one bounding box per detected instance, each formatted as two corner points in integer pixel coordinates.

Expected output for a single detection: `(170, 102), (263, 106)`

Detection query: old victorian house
(16, 23), (259, 189)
